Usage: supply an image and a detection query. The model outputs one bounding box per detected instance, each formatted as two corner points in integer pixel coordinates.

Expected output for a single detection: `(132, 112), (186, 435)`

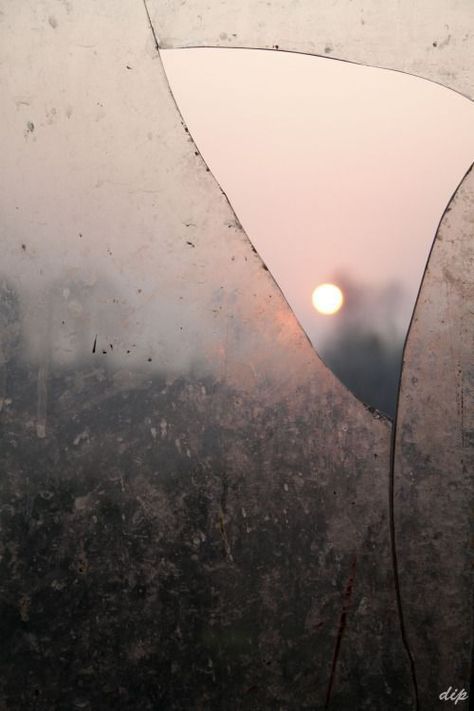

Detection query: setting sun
(312, 283), (344, 315)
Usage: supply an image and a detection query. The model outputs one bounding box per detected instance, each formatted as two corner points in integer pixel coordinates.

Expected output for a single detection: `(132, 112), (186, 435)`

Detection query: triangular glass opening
(162, 47), (474, 416)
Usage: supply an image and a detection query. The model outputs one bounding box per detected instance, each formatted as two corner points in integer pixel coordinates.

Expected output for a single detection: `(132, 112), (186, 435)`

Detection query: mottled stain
(18, 594), (31, 622)
(432, 34), (451, 49)
(45, 107), (57, 125)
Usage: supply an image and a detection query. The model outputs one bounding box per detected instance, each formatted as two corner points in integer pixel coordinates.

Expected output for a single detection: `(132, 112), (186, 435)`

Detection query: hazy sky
(162, 47), (474, 346)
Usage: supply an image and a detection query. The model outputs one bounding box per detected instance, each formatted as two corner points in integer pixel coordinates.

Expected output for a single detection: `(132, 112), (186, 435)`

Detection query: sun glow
(312, 283), (344, 315)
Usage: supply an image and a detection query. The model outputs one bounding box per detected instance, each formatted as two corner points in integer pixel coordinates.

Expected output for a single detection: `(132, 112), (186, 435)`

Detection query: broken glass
(149, 0), (474, 98)
(393, 166), (474, 707)
(161, 46), (474, 416)
(0, 1), (403, 708)
(0, 0), (471, 707)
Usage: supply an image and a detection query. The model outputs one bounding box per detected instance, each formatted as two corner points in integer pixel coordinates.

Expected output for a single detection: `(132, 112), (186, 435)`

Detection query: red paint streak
(324, 554), (357, 710)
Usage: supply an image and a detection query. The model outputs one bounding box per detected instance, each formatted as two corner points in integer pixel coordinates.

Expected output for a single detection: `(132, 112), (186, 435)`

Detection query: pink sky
(162, 47), (474, 344)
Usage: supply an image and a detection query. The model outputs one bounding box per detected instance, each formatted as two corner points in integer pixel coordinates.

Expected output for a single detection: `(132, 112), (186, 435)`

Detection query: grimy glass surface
(393, 166), (474, 707)
(151, 3), (474, 708)
(150, 0), (474, 97)
(161, 46), (474, 415)
(0, 1), (472, 709)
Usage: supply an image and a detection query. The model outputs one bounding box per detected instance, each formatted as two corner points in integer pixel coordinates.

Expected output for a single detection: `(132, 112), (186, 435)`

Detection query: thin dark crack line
(389, 421), (420, 711)
(389, 162), (474, 711)
(141, 0), (160, 51)
(161, 45), (473, 104)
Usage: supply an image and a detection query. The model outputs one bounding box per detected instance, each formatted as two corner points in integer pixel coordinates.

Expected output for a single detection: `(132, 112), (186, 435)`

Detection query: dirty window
(0, 1), (472, 708)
